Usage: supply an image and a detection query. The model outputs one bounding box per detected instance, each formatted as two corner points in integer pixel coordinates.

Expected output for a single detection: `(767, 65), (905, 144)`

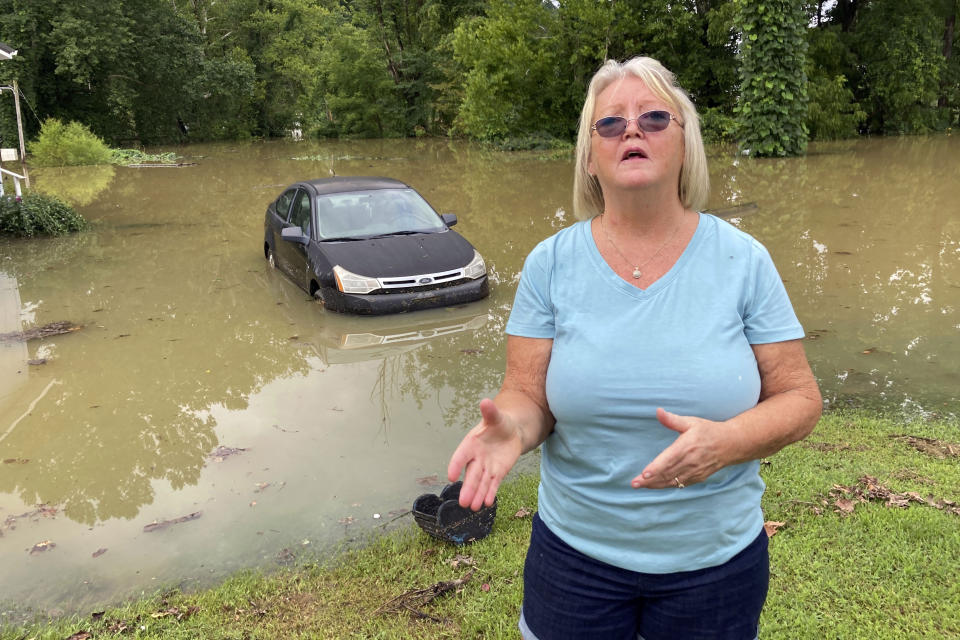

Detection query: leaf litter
(2, 503), (58, 536)
(890, 434), (959, 459)
(824, 476), (959, 517)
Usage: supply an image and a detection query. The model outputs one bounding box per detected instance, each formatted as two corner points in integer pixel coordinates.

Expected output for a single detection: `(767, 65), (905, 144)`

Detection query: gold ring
(674, 477), (685, 489)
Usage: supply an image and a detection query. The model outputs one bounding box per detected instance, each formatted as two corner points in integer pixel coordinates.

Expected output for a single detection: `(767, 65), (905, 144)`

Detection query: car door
(268, 188), (296, 265)
(277, 188), (313, 287)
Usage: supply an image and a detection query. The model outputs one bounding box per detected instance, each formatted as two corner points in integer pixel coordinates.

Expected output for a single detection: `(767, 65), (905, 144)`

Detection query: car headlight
(463, 250), (486, 279)
(333, 265), (380, 294)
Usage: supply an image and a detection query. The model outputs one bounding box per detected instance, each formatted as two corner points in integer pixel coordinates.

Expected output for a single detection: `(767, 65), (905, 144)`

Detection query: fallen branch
(0, 321), (81, 342)
(373, 570), (473, 618)
(143, 511), (202, 533)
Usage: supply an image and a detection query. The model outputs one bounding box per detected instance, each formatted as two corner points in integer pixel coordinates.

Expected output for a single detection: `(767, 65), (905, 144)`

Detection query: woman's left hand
(629, 408), (731, 490)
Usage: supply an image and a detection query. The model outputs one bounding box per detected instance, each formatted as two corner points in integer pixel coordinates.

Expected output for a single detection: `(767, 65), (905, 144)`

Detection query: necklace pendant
(632, 268), (642, 279)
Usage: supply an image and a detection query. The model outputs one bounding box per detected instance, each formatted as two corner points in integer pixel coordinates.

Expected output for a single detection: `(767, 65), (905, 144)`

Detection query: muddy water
(0, 135), (957, 619)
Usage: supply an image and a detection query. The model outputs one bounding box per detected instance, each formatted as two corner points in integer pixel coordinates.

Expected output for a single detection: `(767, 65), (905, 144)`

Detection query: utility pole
(11, 79), (24, 161)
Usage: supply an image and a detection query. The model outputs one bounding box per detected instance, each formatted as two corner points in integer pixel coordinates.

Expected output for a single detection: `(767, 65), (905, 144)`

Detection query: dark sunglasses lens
(638, 111), (671, 132)
(595, 117), (626, 137)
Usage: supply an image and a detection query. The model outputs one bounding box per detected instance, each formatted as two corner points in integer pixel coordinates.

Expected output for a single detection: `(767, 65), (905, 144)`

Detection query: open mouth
(622, 149), (647, 161)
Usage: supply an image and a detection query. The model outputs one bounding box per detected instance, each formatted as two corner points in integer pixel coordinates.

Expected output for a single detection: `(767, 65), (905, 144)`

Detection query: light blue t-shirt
(506, 213), (804, 574)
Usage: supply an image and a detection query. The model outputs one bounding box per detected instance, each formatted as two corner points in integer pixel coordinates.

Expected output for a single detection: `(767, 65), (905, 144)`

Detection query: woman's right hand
(447, 397), (525, 512)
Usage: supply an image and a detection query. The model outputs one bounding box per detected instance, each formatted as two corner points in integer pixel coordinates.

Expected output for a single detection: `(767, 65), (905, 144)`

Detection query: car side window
(289, 189), (312, 236)
(275, 189), (296, 221)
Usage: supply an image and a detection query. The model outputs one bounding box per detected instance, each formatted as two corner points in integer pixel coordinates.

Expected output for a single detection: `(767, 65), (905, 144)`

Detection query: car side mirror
(281, 226), (309, 245)
(441, 213), (457, 227)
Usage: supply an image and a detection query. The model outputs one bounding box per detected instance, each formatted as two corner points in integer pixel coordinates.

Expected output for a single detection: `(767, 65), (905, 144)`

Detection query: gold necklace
(600, 213), (682, 279)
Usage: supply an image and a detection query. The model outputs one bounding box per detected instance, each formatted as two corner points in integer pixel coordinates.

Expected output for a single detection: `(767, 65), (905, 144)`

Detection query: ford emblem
(419, 277), (432, 284)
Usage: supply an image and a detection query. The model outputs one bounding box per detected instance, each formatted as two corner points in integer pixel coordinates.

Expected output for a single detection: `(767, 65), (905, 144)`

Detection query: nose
(623, 117), (645, 136)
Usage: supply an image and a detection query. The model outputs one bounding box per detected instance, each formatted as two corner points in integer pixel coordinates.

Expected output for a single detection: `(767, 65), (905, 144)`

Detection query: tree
(856, 0), (947, 133)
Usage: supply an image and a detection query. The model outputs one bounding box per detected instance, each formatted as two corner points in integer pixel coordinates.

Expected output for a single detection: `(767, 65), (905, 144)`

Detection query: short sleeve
(743, 241), (805, 344)
(505, 241), (556, 339)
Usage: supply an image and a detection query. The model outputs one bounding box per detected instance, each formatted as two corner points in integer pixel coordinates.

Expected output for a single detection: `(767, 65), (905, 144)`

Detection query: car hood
(318, 230), (477, 278)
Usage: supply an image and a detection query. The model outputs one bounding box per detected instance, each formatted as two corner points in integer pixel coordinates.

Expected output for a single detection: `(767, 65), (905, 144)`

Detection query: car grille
(374, 268), (468, 294)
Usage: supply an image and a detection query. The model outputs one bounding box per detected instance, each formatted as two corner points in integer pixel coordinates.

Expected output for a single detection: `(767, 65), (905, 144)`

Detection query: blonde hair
(572, 57), (710, 220)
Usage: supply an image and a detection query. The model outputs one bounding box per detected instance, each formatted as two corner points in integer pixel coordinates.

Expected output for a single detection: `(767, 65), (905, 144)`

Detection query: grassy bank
(4, 410), (959, 639)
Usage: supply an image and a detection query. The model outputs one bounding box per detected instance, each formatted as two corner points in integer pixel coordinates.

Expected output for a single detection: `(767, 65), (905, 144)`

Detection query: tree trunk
(374, 0), (402, 84)
(939, 8), (955, 108)
(835, 0), (861, 32)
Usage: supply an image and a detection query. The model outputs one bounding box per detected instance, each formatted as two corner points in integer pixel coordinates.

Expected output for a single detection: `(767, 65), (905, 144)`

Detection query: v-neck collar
(583, 212), (704, 299)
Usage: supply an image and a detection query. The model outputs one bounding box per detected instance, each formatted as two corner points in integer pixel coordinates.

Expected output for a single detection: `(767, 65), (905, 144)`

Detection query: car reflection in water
(303, 306), (489, 366)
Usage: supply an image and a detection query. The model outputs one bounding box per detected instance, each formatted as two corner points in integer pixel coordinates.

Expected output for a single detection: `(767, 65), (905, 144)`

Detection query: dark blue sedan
(263, 177), (489, 315)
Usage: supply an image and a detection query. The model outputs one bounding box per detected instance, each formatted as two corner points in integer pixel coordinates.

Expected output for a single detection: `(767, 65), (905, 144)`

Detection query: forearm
(722, 383), (822, 465)
(492, 388), (555, 454)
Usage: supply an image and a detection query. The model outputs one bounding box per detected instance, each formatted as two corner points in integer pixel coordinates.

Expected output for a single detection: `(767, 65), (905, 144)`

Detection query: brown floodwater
(0, 135), (957, 620)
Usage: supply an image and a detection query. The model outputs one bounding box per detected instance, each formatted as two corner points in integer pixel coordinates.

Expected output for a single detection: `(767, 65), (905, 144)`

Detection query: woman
(447, 57), (822, 640)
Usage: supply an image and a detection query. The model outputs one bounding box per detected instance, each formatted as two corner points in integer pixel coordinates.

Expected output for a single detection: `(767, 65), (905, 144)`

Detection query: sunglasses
(591, 111), (682, 137)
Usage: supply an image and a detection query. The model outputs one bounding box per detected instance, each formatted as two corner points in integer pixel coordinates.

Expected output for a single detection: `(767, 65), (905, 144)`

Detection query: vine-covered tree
(735, 0), (809, 156)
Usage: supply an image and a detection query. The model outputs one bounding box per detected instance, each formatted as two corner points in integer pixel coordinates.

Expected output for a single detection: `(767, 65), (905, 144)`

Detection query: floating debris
(207, 446), (248, 461)
(126, 162), (198, 168)
(416, 474), (444, 487)
(92, 548), (108, 558)
(143, 511), (202, 533)
(28, 540), (56, 554)
(27, 358), (47, 365)
(276, 548), (296, 565)
(0, 321), (82, 342)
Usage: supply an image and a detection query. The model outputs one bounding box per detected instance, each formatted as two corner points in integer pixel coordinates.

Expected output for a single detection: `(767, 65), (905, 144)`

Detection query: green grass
(3, 411), (959, 639)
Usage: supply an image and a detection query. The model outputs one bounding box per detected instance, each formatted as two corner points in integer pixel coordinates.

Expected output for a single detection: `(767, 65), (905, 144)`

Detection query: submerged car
(263, 177), (488, 315)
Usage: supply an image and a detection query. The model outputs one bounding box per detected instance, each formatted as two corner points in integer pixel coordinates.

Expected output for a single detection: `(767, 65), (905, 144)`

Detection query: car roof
(299, 177), (410, 196)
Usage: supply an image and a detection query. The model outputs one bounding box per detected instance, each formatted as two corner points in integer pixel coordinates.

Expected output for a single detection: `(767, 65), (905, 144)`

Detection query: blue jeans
(520, 513), (768, 640)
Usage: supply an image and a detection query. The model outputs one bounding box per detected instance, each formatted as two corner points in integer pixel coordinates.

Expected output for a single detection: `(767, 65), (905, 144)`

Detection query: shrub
(0, 192), (88, 237)
(28, 118), (113, 167)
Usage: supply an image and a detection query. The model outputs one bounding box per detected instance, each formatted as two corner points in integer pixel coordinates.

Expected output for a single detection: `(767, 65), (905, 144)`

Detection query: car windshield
(315, 188), (447, 241)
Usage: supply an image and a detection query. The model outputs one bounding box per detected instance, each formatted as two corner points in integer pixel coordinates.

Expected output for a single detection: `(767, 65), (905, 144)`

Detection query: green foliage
(109, 149), (178, 164)
(452, 0), (564, 141)
(807, 74), (867, 140)
(700, 107), (739, 143)
(804, 26), (865, 140)
(0, 192), (87, 237)
(855, 0), (948, 134)
(312, 18), (406, 138)
(27, 118), (113, 167)
(1, 0), (956, 145)
(735, 0), (809, 157)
